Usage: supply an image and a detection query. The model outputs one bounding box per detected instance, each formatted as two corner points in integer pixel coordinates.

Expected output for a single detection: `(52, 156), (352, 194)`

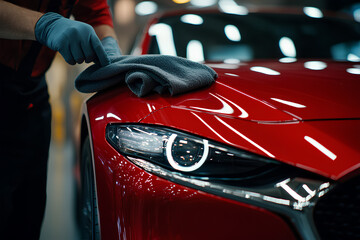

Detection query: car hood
(165, 60), (360, 122)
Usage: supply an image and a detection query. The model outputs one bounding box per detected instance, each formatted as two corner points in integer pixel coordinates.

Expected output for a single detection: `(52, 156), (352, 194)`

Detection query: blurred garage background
(39, 0), (360, 239)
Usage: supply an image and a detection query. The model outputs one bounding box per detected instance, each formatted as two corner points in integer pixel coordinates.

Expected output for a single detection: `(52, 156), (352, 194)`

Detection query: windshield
(147, 12), (360, 62)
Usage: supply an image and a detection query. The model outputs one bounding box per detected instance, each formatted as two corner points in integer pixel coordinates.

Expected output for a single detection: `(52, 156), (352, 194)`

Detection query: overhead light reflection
(186, 40), (204, 62)
(224, 25), (241, 42)
(149, 23), (177, 56)
(224, 59), (240, 64)
(304, 61), (327, 70)
(347, 68), (360, 74)
(135, 1), (158, 16)
(303, 7), (323, 18)
(279, 37), (296, 57)
(218, 0), (248, 15)
(354, 8), (360, 22)
(190, 0), (216, 7)
(347, 53), (360, 62)
(250, 66), (280, 75)
(279, 57), (297, 63)
(180, 14), (203, 25)
(304, 136), (337, 160)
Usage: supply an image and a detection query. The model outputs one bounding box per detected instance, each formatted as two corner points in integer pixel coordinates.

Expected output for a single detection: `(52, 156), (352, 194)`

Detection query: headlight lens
(106, 124), (280, 180)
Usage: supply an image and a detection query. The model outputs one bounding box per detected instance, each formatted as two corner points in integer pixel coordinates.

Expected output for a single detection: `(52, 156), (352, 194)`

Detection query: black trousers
(0, 67), (51, 240)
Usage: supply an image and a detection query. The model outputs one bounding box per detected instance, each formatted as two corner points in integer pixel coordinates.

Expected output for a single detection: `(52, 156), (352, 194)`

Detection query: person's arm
(0, 0), (42, 40)
(94, 24), (117, 41)
(0, 1), (110, 66)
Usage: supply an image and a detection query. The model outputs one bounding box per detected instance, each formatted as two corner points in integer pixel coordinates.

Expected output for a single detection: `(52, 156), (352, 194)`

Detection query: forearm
(94, 24), (117, 40)
(0, 1), (43, 40)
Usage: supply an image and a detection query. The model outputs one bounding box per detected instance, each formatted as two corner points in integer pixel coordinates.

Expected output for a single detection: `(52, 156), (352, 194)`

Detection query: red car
(76, 7), (360, 240)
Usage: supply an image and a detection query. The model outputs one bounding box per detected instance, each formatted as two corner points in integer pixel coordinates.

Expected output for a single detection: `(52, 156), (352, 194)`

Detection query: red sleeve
(72, 0), (113, 27)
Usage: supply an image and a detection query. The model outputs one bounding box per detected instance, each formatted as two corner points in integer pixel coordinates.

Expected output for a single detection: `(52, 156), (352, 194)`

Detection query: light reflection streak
(206, 63), (239, 69)
(217, 94), (249, 118)
(276, 179), (306, 202)
(216, 81), (278, 110)
(191, 93), (234, 114)
(319, 182), (330, 191)
(133, 127), (157, 136)
(147, 103), (152, 113)
(215, 116), (275, 158)
(302, 184), (316, 197)
(191, 112), (233, 145)
(107, 113), (121, 120)
(95, 116), (104, 121)
(191, 92), (249, 118)
(263, 196), (290, 206)
(271, 98), (306, 108)
(304, 136), (337, 160)
(224, 73), (239, 77)
(250, 66), (280, 75)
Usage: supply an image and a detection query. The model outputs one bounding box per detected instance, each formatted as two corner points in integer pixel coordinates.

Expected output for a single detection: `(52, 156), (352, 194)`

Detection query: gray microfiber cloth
(75, 55), (217, 97)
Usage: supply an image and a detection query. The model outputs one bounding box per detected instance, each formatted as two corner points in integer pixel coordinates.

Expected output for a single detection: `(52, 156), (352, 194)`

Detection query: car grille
(313, 175), (360, 240)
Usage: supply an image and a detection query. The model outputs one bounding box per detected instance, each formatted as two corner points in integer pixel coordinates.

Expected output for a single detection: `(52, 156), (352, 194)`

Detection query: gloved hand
(35, 12), (110, 66)
(101, 36), (122, 63)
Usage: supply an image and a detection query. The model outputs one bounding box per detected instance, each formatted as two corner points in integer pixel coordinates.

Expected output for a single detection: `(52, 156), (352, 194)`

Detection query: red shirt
(0, 0), (113, 77)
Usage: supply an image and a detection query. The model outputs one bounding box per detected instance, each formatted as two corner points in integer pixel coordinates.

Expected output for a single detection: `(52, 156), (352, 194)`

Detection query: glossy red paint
(141, 107), (360, 180)
(86, 90), (298, 239)
(112, 153), (296, 240)
(207, 61), (360, 120)
(84, 57), (360, 239)
(81, 7), (360, 240)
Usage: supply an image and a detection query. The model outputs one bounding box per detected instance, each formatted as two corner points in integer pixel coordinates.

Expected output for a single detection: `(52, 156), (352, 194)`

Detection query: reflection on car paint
(304, 61), (327, 70)
(304, 136), (337, 161)
(107, 113), (121, 120)
(214, 115), (275, 158)
(270, 98), (307, 108)
(190, 92), (250, 118)
(250, 66), (281, 75)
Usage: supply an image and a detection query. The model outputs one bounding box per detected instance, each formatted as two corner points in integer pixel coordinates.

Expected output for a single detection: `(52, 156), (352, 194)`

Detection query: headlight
(106, 124), (332, 240)
(106, 124), (280, 180)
